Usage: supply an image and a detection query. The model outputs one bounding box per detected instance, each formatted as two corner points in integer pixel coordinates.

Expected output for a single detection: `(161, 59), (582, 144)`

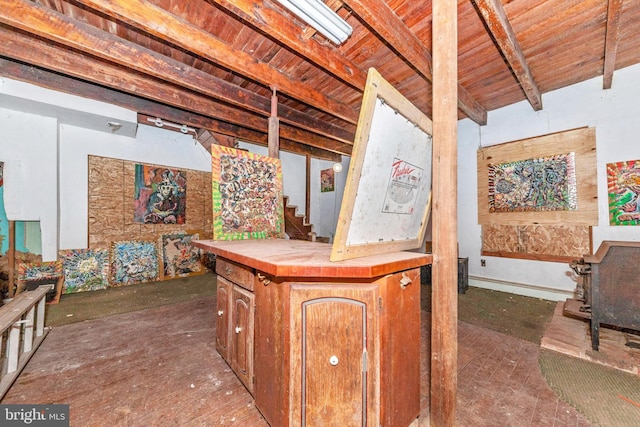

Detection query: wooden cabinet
(289, 284), (378, 426)
(230, 284), (254, 392)
(215, 260), (255, 393)
(215, 277), (232, 361)
(255, 269), (421, 427)
(195, 239), (430, 427)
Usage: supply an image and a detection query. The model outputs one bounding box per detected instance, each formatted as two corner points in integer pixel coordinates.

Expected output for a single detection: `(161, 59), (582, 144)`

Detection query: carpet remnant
(539, 348), (640, 427)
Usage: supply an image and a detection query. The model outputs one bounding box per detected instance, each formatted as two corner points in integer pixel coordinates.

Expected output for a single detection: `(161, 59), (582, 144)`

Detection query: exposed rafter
(472, 0), (542, 111)
(344, 0), (488, 125)
(603, 0), (624, 89)
(0, 56), (349, 158)
(72, 0), (358, 124)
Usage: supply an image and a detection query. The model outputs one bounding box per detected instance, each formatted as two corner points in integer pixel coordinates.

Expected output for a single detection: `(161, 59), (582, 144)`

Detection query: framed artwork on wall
(321, 168), (335, 192)
(134, 163), (187, 224)
(211, 145), (285, 240)
(607, 159), (640, 225)
(477, 127), (597, 226)
(331, 68), (433, 262)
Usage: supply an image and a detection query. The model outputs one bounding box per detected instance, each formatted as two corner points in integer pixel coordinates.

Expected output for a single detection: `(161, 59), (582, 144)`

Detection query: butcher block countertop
(193, 239), (432, 279)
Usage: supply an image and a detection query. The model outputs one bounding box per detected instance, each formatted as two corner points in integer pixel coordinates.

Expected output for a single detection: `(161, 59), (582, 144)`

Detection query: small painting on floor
(59, 248), (110, 293)
(110, 240), (159, 285)
(159, 231), (204, 279)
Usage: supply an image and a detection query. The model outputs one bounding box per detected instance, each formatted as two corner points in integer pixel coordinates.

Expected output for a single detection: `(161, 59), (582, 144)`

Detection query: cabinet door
(290, 284), (378, 427)
(230, 285), (255, 393)
(216, 276), (233, 361)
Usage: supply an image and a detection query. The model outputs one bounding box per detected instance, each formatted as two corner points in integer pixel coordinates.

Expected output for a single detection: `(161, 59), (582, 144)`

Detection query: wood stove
(565, 241), (640, 350)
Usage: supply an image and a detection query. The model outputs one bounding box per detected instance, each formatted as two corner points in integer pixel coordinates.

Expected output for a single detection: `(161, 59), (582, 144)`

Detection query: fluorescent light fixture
(276, 0), (352, 45)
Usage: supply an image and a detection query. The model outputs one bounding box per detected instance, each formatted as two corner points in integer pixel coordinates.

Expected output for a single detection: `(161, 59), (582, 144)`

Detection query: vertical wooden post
(431, 0), (458, 426)
(268, 86), (280, 159)
(305, 155), (311, 224)
(7, 220), (16, 298)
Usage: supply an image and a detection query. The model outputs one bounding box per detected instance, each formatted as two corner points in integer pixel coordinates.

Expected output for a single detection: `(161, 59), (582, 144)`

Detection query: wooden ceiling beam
(471, 0), (543, 111)
(0, 0), (354, 143)
(73, 0), (358, 124)
(343, 0), (488, 125)
(0, 37), (352, 156)
(209, 0), (364, 90)
(603, 0), (623, 89)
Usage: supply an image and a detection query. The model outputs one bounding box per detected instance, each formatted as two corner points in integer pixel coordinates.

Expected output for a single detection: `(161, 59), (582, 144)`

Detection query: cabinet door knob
(257, 272), (271, 286)
(329, 355), (339, 366)
(225, 266), (232, 275)
(217, 310), (224, 317)
(235, 326), (242, 334)
(400, 272), (412, 289)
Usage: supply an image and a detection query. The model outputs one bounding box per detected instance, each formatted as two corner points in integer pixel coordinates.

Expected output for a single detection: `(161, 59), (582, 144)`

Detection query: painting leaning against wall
(607, 159), (640, 225)
(159, 231), (203, 279)
(59, 248), (109, 293)
(134, 164), (187, 224)
(110, 240), (159, 285)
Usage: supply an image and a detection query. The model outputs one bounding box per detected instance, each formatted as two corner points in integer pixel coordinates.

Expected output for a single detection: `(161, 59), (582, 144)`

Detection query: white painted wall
(458, 63), (640, 300)
(1, 77), (210, 261)
(59, 124), (210, 250)
(4, 60), (640, 301)
(237, 141), (350, 241)
(0, 108), (57, 258)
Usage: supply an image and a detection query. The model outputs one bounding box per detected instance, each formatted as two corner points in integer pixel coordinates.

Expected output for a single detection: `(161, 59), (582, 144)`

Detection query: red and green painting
(607, 159), (640, 225)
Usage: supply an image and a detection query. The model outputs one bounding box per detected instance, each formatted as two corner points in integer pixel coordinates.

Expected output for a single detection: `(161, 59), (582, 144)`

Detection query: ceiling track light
(146, 117), (195, 134)
(275, 0), (352, 45)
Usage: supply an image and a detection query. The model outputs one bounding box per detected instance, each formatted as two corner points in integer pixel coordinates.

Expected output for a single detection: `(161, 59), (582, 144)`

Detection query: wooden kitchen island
(194, 239), (431, 427)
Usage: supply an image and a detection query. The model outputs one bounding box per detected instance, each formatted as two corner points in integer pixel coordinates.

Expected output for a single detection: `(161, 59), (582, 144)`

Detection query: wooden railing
(0, 285), (52, 400)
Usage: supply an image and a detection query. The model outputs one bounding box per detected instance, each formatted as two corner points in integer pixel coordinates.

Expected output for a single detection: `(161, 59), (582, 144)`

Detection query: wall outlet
(480, 259), (486, 267)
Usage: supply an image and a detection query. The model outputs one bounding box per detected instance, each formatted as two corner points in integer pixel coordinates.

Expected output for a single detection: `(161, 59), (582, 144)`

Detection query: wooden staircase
(283, 196), (315, 241)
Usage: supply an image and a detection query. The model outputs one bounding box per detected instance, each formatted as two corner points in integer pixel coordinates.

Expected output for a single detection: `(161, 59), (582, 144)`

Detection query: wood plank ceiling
(0, 0), (637, 159)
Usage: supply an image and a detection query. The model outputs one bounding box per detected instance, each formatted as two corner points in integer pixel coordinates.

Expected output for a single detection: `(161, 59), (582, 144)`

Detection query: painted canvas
(320, 168), (334, 192)
(488, 153), (577, 212)
(134, 164), (187, 224)
(59, 248), (109, 293)
(211, 145), (284, 240)
(110, 240), (159, 285)
(607, 159), (640, 225)
(159, 231), (203, 279)
(16, 260), (62, 281)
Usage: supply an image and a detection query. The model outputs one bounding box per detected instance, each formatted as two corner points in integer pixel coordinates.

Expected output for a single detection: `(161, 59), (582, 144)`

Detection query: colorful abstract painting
(607, 159), (640, 225)
(110, 240), (159, 285)
(59, 248), (109, 293)
(320, 168), (334, 192)
(488, 153), (577, 212)
(159, 231), (203, 279)
(211, 145), (284, 240)
(134, 164), (187, 224)
(16, 260), (62, 281)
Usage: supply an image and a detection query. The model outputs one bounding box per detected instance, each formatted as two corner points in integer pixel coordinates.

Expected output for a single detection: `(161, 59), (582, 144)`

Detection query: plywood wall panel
(477, 127), (597, 226)
(482, 224), (591, 262)
(88, 156), (212, 249)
